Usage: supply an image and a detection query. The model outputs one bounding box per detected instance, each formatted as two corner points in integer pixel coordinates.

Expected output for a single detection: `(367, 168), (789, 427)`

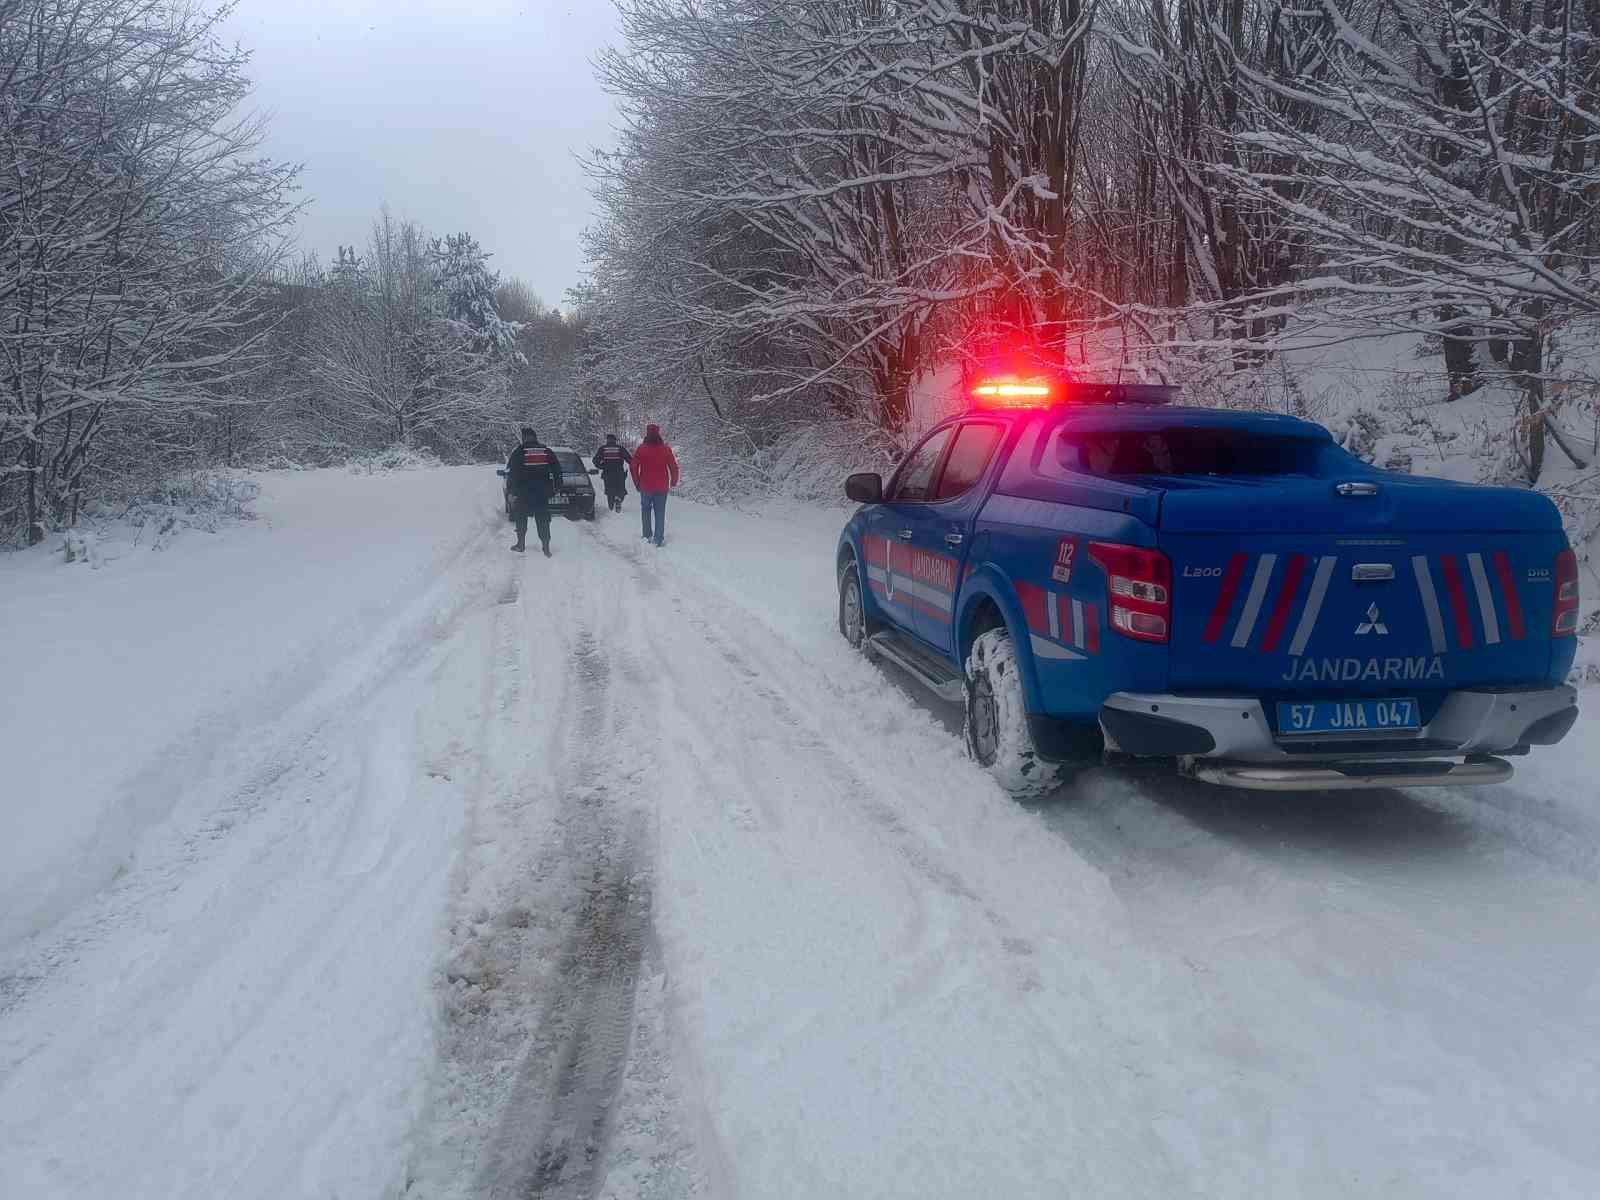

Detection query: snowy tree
(302, 211), (510, 454)
(0, 0), (299, 544)
(432, 232), (524, 361)
(1214, 0), (1600, 477)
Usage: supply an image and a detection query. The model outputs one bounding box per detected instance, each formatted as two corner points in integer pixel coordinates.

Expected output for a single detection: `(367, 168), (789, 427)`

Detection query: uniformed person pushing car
(505, 426), (564, 556)
(592, 434), (632, 513)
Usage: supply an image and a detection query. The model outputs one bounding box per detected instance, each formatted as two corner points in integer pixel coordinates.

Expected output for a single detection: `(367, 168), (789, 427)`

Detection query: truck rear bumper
(1100, 685), (1577, 789)
(1187, 756), (1514, 791)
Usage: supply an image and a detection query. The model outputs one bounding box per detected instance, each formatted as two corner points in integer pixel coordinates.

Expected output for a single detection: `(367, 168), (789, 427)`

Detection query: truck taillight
(1089, 542), (1171, 643)
(1553, 548), (1580, 637)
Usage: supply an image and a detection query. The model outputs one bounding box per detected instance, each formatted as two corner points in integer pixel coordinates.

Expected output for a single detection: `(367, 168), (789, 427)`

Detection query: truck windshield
(1051, 427), (1320, 478)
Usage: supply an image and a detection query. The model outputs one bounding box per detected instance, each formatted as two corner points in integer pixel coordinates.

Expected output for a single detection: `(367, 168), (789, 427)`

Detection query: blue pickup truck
(836, 379), (1580, 795)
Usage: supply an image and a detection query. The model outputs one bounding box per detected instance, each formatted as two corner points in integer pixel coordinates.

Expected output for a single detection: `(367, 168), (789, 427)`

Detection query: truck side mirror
(845, 472), (883, 504)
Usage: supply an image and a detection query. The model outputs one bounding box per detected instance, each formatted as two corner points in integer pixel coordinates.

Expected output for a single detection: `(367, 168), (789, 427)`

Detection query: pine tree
(432, 233), (524, 362)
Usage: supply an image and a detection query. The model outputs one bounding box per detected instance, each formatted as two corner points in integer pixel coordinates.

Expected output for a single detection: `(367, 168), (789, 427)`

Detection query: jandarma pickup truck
(835, 378), (1580, 796)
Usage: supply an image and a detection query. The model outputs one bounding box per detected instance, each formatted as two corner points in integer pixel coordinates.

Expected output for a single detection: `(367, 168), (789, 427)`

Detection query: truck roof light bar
(969, 378), (1176, 410)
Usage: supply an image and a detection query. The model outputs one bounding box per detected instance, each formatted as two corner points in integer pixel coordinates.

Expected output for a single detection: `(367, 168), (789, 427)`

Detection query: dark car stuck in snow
(500, 446), (599, 522)
(836, 375), (1580, 796)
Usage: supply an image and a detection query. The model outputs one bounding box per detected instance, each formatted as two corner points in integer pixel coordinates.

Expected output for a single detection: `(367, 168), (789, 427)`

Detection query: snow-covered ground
(3, 467), (1599, 1198)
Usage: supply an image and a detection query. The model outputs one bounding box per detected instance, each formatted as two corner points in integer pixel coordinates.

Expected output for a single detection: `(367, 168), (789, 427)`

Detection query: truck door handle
(898, 529), (914, 540)
(944, 532), (964, 547)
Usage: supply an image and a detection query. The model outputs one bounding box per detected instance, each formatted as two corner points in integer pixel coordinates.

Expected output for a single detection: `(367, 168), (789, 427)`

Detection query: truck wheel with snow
(964, 627), (1061, 796)
(838, 556), (877, 658)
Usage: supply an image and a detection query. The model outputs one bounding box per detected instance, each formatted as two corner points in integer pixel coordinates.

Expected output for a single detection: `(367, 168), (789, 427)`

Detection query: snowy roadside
(0, 465), (490, 948)
(582, 498), (1600, 1199)
(2, 472), (1598, 1199)
(0, 465), (509, 1198)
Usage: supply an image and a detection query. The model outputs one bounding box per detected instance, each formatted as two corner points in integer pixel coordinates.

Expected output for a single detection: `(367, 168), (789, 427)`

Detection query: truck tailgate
(1165, 531), (1566, 694)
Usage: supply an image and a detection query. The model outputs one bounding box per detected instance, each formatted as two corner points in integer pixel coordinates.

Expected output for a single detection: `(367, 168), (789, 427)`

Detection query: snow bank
(344, 443), (447, 474)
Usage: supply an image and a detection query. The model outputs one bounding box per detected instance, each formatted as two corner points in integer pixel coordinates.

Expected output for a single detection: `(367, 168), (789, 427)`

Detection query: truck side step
(867, 631), (965, 704)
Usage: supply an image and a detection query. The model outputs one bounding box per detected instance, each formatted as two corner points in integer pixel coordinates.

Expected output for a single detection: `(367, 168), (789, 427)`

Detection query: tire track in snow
(477, 630), (651, 1200)
(591, 530), (1043, 995)
(412, 541), (673, 1200)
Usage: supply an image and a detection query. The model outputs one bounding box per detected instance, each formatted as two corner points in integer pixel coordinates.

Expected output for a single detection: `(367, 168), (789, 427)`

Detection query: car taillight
(1089, 542), (1171, 643)
(1553, 548), (1580, 637)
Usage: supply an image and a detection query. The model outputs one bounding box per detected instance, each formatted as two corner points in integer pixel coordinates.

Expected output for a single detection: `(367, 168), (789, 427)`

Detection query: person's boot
(542, 542), (551, 558)
(512, 539), (525, 553)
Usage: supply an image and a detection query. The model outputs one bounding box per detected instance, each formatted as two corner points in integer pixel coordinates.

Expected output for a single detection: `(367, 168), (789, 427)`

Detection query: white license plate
(1277, 698), (1420, 736)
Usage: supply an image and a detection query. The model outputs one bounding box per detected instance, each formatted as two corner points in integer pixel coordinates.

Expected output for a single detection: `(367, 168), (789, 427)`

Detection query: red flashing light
(971, 377), (1052, 407)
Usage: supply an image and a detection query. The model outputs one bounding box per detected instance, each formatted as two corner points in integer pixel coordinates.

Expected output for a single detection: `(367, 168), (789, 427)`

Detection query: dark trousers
(602, 472), (626, 510)
(514, 500), (552, 548)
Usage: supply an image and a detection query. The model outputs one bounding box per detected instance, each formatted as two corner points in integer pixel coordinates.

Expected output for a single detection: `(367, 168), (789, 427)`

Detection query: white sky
(224, 0), (620, 308)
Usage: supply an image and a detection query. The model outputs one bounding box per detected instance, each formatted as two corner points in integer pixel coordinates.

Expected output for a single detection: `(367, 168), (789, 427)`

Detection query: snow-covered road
(3, 466), (1599, 1198)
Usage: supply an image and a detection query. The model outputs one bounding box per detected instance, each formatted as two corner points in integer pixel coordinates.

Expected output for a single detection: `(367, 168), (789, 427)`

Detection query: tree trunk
(24, 438), (42, 546)
(1439, 308), (1480, 398)
(1511, 331), (1546, 482)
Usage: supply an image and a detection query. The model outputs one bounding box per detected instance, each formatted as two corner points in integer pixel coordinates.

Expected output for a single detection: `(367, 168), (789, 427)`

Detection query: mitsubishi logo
(1355, 603), (1389, 636)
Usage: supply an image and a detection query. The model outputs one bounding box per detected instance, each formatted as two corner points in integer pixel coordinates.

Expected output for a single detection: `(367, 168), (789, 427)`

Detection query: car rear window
(555, 451), (586, 474)
(1044, 426), (1320, 479)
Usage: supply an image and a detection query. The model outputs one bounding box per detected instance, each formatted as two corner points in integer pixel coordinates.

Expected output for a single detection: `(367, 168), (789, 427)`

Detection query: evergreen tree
(432, 233), (524, 361)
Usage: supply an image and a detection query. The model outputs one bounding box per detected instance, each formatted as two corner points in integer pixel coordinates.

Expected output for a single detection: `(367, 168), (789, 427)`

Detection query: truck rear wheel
(964, 627), (1060, 797)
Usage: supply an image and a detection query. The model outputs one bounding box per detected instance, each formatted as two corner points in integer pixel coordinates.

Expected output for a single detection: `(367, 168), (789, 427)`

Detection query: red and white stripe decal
(1230, 554), (1278, 648)
(1194, 547), (1527, 658)
(1258, 554), (1308, 654)
(1016, 581), (1096, 660)
(1439, 555), (1475, 650)
(1285, 556), (1338, 657)
(1017, 579), (1050, 634)
(863, 535), (958, 624)
(1198, 551), (1335, 657)
(1466, 553), (1501, 645)
(1203, 554), (1249, 643)
(1414, 550), (1527, 649)
(1412, 556), (1448, 653)
(1492, 551), (1526, 641)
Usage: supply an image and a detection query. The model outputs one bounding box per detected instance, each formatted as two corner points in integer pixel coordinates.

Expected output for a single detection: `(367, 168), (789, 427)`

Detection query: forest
(5, 0), (1599, 547)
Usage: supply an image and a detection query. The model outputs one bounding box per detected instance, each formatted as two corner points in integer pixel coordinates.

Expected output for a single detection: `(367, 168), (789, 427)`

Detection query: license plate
(1276, 698), (1420, 736)
(549, 495), (567, 506)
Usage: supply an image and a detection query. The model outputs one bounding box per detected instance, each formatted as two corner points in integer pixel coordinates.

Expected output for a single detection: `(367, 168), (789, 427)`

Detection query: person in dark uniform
(592, 434), (632, 513)
(505, 426), (563, 556)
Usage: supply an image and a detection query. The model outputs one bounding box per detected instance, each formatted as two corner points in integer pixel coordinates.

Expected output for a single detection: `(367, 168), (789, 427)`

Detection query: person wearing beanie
(629, 423), (680, 547)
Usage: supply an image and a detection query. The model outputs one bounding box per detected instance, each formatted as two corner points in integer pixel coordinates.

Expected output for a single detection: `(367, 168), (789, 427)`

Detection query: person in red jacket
(630, 423), (680, 547)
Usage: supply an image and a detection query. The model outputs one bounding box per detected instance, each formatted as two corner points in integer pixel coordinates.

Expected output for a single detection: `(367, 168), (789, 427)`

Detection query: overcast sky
(224, 0), (620, 308)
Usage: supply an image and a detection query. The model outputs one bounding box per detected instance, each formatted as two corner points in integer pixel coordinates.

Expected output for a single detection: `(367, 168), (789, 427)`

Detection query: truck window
(1046, 427), (1319, 479)
(934, 422), (1003, 500)
(889, 427), (954, 502)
